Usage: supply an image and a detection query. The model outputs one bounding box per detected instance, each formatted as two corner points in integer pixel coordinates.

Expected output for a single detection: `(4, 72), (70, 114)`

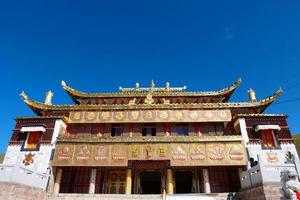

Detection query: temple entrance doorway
(140, 171), (161, 194)
(175, 171), (193, 193)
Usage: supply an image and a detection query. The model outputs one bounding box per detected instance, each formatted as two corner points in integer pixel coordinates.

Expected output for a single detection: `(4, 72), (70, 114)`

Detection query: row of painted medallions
(69, 110), (231, 123)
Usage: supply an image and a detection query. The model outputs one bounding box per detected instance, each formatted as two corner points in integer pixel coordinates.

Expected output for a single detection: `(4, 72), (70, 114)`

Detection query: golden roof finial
(61, 80), (66, 87)
(144, 93), (154, 104)
(150, 80), (155, 89)
(248, 88), (256, 102)
(20, 91), (28, 100)
(45, 90), (54, 105)
(135, 82), (140, 89)
(166, 82), (170, 90)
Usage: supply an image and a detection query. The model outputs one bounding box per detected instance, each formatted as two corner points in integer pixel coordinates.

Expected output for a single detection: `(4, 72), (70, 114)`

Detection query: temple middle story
(0, 79), (299, 200)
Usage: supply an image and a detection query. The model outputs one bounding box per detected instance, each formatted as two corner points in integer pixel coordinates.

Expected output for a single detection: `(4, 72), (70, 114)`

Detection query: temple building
(0, 79), (299, 199)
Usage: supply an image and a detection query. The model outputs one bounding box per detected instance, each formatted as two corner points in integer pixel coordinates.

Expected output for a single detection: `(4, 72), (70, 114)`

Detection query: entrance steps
(50, 193), (239, 200)
(166, 193), (239, 200)
(50, 194), (162, 200)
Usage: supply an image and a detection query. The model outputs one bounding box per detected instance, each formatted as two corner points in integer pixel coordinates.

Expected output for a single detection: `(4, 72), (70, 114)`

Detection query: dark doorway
(140, 171), (161, 194)
(175, 171), (193, 193)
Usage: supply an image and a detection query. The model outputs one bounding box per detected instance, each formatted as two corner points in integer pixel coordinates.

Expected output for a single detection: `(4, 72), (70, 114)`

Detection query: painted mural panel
(52, 141), (246, 166)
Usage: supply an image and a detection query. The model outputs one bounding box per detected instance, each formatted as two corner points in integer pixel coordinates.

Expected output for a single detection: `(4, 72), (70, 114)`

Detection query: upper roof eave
(20, 88), (283, 116)
(61, 79), (242, 99)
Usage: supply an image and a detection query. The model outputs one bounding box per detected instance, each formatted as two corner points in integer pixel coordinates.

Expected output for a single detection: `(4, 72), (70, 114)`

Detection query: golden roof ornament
(45, 90), (54, 105)
(166, 82), (170, 91)
(162, 98), (170, 104)
(248, 88), (257, 102)
(128, 98), (137, 105)
(150, 80), (155, 90)
(20, 91), (28, 100)
(61, 80), (66, 87)
(135, 82), (140, 90)
(144, 93), (154, 104)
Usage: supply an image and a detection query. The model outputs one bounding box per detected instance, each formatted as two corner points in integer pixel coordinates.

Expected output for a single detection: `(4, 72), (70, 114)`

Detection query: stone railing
(0, 164), (50, 190)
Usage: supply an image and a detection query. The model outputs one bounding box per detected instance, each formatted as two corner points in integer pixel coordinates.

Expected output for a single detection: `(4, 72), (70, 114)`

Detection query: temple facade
(0, 79), (298, 199)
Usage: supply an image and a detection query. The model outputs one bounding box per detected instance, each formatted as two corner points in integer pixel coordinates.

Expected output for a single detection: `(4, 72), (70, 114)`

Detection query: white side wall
(237, 117), (300, 187)
(0, 119), (66, 190)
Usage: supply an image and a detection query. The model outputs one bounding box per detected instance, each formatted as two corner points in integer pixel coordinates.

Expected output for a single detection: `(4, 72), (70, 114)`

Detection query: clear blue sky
(1, 1), (300, 152)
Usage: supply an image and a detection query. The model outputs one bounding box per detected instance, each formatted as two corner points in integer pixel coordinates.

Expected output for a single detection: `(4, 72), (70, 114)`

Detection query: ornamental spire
(45, 90), (54, 105)
(166, 82), (170, 91)
(150, 80), (155, 89)
(248, 88), (257, 102)
(20, 91), (28, 100)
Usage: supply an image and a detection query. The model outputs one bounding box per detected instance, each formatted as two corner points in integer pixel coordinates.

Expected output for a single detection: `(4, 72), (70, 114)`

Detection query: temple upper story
(61, 79), (242, 104)
(19, 79), (283, 117)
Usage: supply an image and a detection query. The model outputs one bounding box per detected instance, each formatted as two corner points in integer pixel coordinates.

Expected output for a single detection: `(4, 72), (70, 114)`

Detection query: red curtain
(261, 130), (275, 148)
(26, 131), (41, 149)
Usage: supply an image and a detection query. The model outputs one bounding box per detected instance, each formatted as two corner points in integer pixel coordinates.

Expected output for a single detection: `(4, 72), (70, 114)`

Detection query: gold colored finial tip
(61, 80), (66, 87)
(20, 91), (28, 100)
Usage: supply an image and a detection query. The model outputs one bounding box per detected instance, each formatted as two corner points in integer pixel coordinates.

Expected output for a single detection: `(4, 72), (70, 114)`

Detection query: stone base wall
(0, 182), (48, 200)
(239, 183), (284, 200)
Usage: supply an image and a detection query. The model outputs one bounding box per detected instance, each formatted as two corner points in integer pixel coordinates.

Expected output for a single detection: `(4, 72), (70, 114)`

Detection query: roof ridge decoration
(20, 88), (283, 115)
(61, 78), (242, 98)
(120, 80), (187, 93)
(236, 113), (287, 117)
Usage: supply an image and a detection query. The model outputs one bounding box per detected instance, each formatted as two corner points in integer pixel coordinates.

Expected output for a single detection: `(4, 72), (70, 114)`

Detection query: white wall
(0, 119), (66, 190)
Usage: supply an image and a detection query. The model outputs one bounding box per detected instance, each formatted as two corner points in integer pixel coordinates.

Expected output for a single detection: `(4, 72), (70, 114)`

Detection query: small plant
(285, 151), (294, 164)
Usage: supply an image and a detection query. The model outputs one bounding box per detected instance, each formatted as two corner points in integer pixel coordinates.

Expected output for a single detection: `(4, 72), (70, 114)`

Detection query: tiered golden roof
(62, 79), (242, 98)
(20, 86), (283, 116)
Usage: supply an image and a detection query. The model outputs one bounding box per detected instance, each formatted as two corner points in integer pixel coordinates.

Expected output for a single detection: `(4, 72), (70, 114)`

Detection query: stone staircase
(50, 194), (162, 200)
(51, 193), (239, 200)
(167, 193), (239, 200)
(0, 182), (239, 200)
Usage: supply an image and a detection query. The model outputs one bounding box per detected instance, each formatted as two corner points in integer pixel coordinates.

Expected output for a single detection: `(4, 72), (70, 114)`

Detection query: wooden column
(129, 124), (133, 137)
(203, 169), (211, 193)
(238, 167), (244, 185)
(53, 168), (63, 195)
(89, 168), (97, 194)
(166, 168), (174, 194)
(164, 123), (171, 136)
(126, 168), (132, 194)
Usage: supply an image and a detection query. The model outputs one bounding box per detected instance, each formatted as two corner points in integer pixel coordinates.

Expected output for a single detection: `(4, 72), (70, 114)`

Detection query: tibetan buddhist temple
(1, 79), (299, 200)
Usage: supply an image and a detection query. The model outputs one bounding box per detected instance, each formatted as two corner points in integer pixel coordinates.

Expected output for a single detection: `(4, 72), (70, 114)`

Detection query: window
(261, 129), (277, 148)
(199, 123), (225, 135)
(111, 126), (122, 137)
(173, 123), (189, 136)
(22, 131), (42, 151)
(142, 127), (156, 136)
